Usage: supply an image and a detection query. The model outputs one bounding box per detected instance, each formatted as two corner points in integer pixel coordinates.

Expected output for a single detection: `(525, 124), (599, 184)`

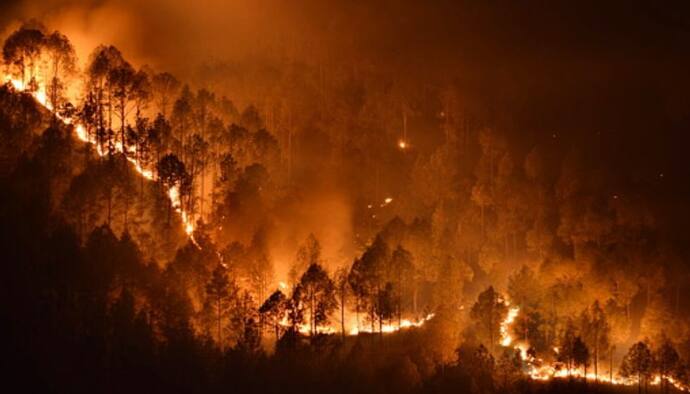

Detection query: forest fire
(4, 73), (198, 240)
(499, 303), (690, 391)
(3, 4), (690, 394)
(5, 38), (690, 394)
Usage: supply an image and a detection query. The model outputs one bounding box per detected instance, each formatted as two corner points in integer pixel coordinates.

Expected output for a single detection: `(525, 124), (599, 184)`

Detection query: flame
(499, 301), (690, 391)
(277, 313), (435, 337)
(349, 314), (435, 335)
(500, 304), (519, 347)
(398, 140), (408, 149)
(5, 75), (198, 243)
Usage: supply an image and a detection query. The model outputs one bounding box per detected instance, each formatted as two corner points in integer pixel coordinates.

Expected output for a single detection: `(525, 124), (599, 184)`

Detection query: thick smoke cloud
(4, 0), (690, 267)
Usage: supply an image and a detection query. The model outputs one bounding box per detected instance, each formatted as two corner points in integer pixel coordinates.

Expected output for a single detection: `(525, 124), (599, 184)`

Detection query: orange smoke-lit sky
(3, 0), (690, 257)
(5, 1), (690, 73)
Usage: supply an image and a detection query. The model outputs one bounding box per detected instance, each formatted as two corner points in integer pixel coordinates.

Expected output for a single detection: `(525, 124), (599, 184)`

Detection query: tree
(248, 229), (273, 309)
(44, 31), (77, 114)
(295, 263), (336, 336)
(156, 153), (189, 224)
(86, 45), (126, 142)
(131, 117), (152, 188)
(289, 234), (322, 286)
(620, 341), (654, 394)
(186, 134), (209, 218)
(108, 62), (136, 156)
(507, 266), (547, 350)
(654, 336), (680, 394)
(507, 265), (540, 309)
(580, 300), (610, 381)
(468, 344), (496, 392)
(557, 318), (578, 374)
(205, 263), (235, 350)
(149, 114), (172, 172)
(391, 245), (414, 325)
(286, 284), (305, 332)
(172, 85), (193, 159)
(470, 286), (508, 353)
(349, 235), (389, 332)
(259, 289), (287, 341)
(131, 69), (151, 119)
(334, 267), (349, 338)
(376, 282), (396, 332)
(2, 24), (45, 86)
(232, 291), (260, 352)
(572, 336), (590, 381)
(496, 348), (523, 390)
(152, 72), (180, 118)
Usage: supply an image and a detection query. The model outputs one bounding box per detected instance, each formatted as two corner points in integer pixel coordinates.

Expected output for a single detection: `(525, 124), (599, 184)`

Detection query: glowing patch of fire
(500, 305), (519, 347)
(5, 75), (197, 242)
(349, 314), (435, 336)
(501, 302), (690, 391)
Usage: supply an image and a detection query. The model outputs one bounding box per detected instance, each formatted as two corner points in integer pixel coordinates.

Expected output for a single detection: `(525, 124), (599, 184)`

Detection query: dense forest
(2, 4), (690, 393)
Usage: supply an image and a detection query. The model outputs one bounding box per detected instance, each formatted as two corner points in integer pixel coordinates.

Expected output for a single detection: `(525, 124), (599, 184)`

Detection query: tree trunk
(638, 371), (642, 394)
(310, 292), (315, 336)
(107, 187), (112, 225)
(121, 100), (126, 158)
(610, 347), (613, 383)
(340, 289), (345, 339)
(217, 298), (222, 351)
(594, 327), (599, 382)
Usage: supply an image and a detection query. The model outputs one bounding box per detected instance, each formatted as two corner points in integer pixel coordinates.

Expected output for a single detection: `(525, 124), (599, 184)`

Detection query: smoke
(5, 0), (690, 282)
(2, 0), (340, 75)
(6, 0), (690, 98)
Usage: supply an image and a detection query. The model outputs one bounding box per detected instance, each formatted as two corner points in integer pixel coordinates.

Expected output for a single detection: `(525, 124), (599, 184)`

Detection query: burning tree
(391, 245), (414, 325)
(44, 31), (77, 114)
(2, 23), (44, 87)
(286, 284), (305, 332)
(108, 62), (150, 157)
(620, 341), (654, 394)
(259, 289), (287, 341)
(376, 282), (396, 331)
(654, 336), (680, 394)
(156, 153), (189, 224)
(151, 71), (180, 118)
(289, 233), (322, 286)
(205, 263), (237, 350)
(232, 291), (260, 353)
(471, 286), (508, 353)
(86, 45), (127, 143)
(349, 235), (389, 333)
(580, 300), (610, 381)
(295, 263), (337, 336)
(572, 336), (590, 381)
(334, 267), (349, 338)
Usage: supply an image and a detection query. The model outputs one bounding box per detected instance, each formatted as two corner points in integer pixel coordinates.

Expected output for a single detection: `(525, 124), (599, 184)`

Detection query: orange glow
(5, 74), (198, 243)
(500, 303), (690, 391)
